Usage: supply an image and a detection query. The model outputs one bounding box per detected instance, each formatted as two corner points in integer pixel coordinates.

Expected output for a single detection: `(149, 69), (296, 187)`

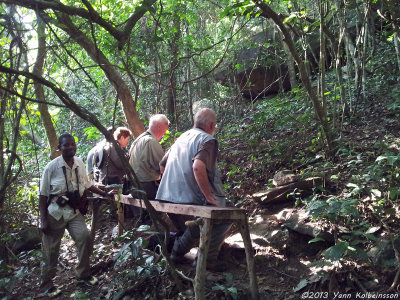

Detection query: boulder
(283, 213), (334, 243)
(252, 177), (324, 205)
(273, 170), (298, 186)
(11, 226), (42, 253)
(367, 236), (400, 267)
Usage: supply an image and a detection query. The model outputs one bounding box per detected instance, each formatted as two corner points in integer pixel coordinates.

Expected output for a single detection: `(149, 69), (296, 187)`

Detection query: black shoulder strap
(62, 165), (80, 194)
(75, 167), (80, 194)
(62, 166), (69, 192)
(131, 131), (151, 151)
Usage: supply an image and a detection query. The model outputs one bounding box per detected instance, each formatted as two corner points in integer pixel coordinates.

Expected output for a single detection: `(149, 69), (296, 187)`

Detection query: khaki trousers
(40, 213), (91, 290)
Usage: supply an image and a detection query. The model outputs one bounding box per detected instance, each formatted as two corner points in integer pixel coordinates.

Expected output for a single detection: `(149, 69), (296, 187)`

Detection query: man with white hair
(156, 108), (230, 271)
(129, 114), (169, 199)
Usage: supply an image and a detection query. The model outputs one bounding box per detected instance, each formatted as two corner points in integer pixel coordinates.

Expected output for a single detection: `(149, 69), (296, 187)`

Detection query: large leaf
(323, 242), (349, 261)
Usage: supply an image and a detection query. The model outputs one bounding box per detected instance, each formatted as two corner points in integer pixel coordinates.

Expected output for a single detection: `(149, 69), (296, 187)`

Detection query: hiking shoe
(80, 275), (98, 285)
(44, 286), (62, 297)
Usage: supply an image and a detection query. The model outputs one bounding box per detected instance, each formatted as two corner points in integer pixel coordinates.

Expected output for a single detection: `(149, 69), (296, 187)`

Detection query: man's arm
(88, 185), (116, 197)
(159, 149), (170, 175)
(39, 195), (50, 234)
(193, 159), (218, 206)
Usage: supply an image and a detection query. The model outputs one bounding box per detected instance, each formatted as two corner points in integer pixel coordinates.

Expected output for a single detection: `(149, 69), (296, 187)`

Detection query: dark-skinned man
(39, 134), (115, 297)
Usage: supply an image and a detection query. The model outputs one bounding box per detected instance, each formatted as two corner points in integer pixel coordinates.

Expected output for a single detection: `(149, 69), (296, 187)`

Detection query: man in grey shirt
(156, 108), (230, 271)
(129, 114), (169, 199)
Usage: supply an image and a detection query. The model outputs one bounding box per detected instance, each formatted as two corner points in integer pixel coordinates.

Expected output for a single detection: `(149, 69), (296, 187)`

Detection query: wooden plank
(118, 195), (246, 220)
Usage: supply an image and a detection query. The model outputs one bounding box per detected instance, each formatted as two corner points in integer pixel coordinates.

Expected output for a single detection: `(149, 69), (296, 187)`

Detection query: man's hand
(40, 215), (50, 234)
(88, 185), (118, 199)
(206, 196), (219, 207)
(39, 195), (50, 234)
(106, 189), (118, 198)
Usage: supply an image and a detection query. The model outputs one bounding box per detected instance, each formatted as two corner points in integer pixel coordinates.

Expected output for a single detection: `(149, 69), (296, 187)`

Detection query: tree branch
(1, 0), (157, 49)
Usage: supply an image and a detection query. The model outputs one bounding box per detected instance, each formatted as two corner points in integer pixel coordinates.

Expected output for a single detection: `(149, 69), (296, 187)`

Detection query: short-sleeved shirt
(129, 130), (164, 182)
(160, 139), (217, 172)
(40, 155), (92, 221)
(156, 128), (225, 205)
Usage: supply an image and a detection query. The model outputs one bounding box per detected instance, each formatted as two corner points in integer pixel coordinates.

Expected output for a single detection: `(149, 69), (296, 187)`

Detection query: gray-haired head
(194, 108), (217, 135)
(149, 114), (170, 140)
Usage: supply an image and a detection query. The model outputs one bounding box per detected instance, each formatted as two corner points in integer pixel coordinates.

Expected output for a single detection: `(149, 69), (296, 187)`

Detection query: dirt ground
(8, 199), (337, 300)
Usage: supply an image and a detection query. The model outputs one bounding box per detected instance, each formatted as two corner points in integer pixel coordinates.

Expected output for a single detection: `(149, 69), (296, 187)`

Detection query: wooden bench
(116, 195), (259, 300)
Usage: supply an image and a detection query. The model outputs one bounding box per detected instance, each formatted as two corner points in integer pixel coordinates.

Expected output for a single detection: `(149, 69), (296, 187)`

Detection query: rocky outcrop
(11, 226), (41, 254)
(252, 177), (323, 205)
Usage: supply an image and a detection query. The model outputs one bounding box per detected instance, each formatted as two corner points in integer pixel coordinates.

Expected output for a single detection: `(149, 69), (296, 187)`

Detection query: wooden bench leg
(238, 219), (259, 300)
(118, 202), (124, 236)
(194, 218), (211, 300)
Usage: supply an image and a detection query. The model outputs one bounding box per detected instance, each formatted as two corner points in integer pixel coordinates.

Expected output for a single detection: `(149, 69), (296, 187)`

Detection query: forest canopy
(1, 0), (400, 298)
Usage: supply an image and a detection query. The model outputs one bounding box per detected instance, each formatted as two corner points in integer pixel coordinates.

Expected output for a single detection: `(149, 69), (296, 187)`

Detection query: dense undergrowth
(218, 79), (400, 294)
(1, 78), (400, 298)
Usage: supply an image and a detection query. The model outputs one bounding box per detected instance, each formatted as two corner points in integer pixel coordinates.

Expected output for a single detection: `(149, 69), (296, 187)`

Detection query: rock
(283, 213), (334, 243)
(367, 236), (400, 267)
(252, 177), (324, 205)
(11, 226), (42, 253)
(275, 209), (294, 223)
(266, 229), (290, 249)
(273, 170), (298, 186)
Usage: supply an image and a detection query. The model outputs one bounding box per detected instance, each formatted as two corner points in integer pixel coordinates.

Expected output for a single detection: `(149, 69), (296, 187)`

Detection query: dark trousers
(128, 181), (158, 217)
(169, 214), (231, 262)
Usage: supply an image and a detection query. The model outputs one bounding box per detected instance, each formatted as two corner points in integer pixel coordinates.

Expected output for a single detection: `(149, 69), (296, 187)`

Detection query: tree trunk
(54, 13), (145, 138)
(278, 28), (297, 90)
(167, 12), (181, 127)
(33, 14), (59, 159)
(319, 0), (327, 116)
(393, 25), (400, 73)
(255, 0), (335, 154)
(332, 0), (348, 134)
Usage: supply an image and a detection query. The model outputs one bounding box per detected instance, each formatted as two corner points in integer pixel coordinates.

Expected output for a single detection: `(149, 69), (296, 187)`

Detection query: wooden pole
(194, 218), (211, 300)
(238, 219), (259, 300)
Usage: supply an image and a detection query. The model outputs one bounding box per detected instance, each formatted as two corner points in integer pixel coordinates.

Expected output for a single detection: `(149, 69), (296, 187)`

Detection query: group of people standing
(86, 114), (169, 199)
(38, 108), (229, 297)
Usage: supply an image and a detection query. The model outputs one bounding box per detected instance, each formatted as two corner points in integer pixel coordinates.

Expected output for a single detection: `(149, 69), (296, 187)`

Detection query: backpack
(91, 142), (106, 182)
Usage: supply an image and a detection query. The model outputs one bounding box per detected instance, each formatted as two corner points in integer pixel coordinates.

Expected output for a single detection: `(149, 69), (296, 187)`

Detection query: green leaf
(346, 246), (369, 261)
(323, 241), (349, 261)
(226, 273), (233, 284)
(364, 233), (379, 242)
(212, 284), (225, 291)
(309, 237), (325, 243)
(227, 287), (238, 299)
(284, 13), (297, 23)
